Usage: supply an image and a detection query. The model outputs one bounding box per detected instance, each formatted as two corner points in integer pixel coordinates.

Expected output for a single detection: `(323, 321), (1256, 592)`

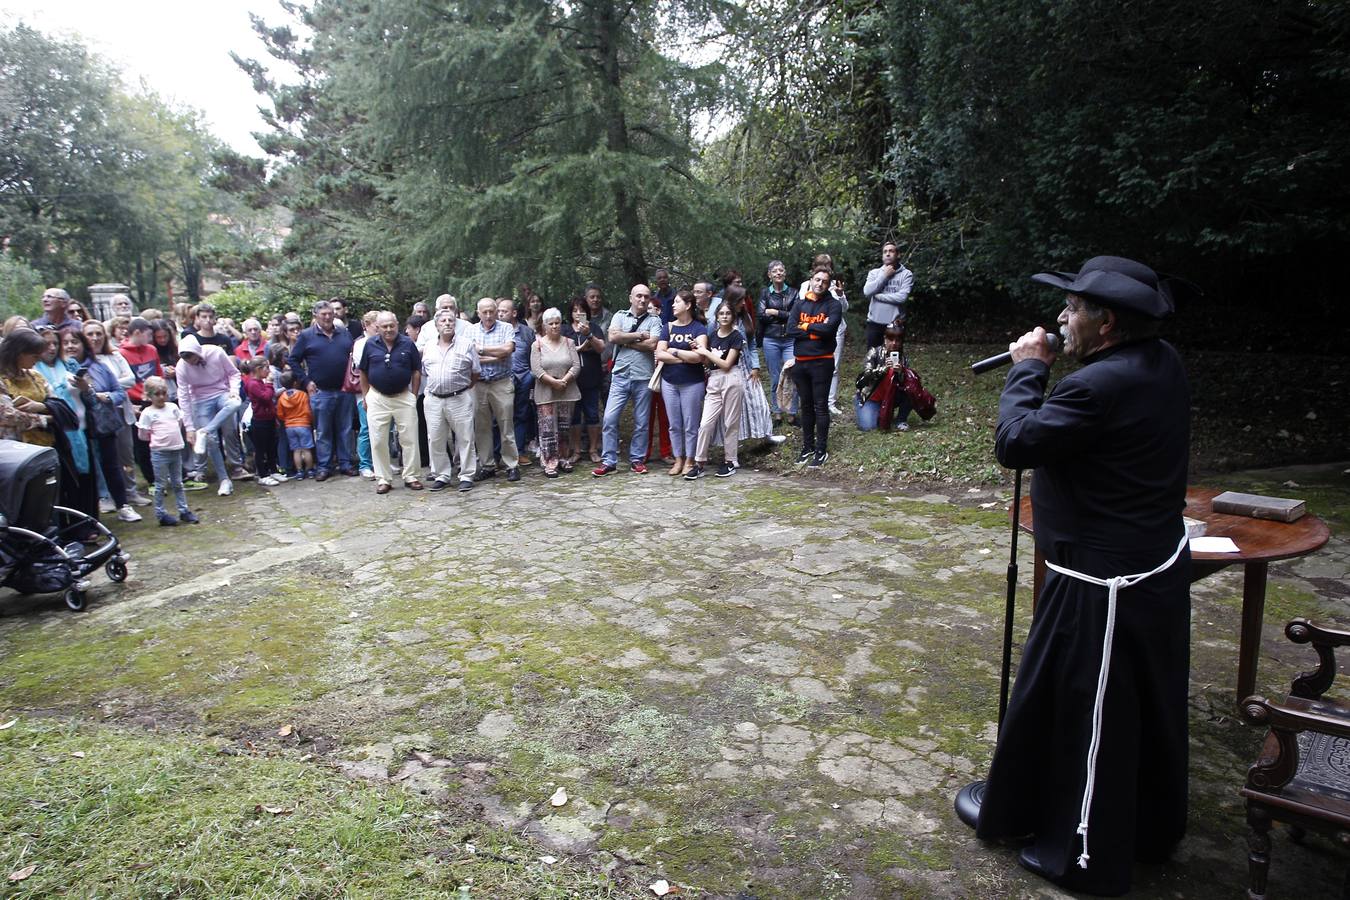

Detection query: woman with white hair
(530, 307), (581, 477)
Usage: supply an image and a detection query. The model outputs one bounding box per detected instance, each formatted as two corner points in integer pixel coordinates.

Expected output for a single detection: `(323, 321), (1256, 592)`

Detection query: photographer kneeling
(853, 323), (911, 432)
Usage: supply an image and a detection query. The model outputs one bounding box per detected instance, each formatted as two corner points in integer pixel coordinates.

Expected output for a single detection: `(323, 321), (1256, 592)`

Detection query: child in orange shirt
(275, 371), (316, 480)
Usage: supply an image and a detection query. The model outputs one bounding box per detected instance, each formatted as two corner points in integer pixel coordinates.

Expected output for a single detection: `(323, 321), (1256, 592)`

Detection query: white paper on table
(1191, 536), (1240, 554)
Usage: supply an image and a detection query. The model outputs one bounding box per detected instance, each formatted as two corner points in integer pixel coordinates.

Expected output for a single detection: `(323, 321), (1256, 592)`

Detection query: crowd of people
(0, 244), (916, 524)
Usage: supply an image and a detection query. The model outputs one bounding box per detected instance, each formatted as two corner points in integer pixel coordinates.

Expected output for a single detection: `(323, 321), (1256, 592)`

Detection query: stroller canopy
(0, 439), (58, 525)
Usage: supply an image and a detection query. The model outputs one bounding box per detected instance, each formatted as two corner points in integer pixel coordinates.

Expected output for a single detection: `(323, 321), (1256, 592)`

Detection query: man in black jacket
(958, 256), (1191, 896)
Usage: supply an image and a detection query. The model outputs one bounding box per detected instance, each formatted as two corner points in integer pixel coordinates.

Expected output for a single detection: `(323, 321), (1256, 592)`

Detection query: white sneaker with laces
(116, 505), (143, 522)
(828, 404), (844, 416)
(360, 468), (376, 479)
(99, 497), (116, 513)
(193, 429), (209, 455)
(128, 490), (153, 507)
(217, 478), (234, 497)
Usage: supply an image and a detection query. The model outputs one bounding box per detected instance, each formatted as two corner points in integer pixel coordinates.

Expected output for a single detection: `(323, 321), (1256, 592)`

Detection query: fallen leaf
(1283, 480), (1300, 488)
(257, 804), (291, 815)
(538, 855), (558, 865)
(979, 501), (998, 509)
(278, 725), (293, 737)
(8, 865), (36, 882)
(211, 558), (230, 565)
(412, 750), (435, 765)
(0, 718), (16, 730)
(650, 880), (671, 896)
(549, 787), (568, 807)
(28, 801), (49, 809)
(70, 751), (85, 759)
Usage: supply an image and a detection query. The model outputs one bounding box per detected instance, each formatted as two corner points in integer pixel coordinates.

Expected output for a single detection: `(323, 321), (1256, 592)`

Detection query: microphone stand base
(954, 779), (985, 830)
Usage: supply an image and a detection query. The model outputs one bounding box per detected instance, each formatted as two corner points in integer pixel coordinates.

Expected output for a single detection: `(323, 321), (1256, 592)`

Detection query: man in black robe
(957, 256), (1191, 896)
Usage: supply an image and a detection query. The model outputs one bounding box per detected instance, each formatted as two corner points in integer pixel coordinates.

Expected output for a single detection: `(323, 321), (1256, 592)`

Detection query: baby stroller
(0, 439), (129, 611)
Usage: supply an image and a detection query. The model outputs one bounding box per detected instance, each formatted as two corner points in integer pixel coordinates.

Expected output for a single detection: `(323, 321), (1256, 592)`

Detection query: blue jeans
(310, 389), (355, 472)
(601, 373), (653, 467)
(356, 397), (372, 471)
(150, 448), (191, 518)
(190, 393), (237, 481)
(855, 394), (911, 431)
(762, 334), (796, 415)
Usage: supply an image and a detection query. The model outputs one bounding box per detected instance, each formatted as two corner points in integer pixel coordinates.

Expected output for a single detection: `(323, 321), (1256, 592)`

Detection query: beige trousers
(425, 389), (478, 482)
(366, 388), (421, 484)
(473, 376), (518, 470)
(695, 368), (745, 466)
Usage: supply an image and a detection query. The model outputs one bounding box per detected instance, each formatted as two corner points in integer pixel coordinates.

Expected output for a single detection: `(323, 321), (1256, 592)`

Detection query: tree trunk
(595, 0), (647, 288)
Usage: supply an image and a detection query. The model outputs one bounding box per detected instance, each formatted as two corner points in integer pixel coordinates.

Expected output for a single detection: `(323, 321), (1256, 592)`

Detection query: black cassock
(976, 337), (1191, 895)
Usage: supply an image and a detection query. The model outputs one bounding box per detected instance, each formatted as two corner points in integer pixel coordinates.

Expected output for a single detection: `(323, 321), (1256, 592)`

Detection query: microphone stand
(998, 467), (1022, 729)
(955, 465), (1024, 829)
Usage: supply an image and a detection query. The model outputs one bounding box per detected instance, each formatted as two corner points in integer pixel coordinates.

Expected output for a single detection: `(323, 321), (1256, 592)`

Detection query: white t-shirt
(137, 403), (186, 450)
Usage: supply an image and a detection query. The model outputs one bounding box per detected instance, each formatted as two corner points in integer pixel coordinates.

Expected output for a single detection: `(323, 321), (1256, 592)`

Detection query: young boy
(243, 357), (281, 485)
(135, 376), (200, 526)
(275, 371), (316, 480)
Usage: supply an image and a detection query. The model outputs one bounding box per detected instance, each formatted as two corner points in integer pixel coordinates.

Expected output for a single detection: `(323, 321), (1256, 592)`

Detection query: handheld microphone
(970, 332), (1061, 375)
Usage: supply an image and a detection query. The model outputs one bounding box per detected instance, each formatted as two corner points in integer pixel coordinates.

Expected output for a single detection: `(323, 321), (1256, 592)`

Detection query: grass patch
(0, 579), (342, 726)
(748, 342), (1349, 488)
(0, 719), (621, 898)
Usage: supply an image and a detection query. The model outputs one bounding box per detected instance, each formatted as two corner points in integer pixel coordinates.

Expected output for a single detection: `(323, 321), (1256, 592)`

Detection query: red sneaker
(592, 463), (617, 478)
(630, 462), (649, 475)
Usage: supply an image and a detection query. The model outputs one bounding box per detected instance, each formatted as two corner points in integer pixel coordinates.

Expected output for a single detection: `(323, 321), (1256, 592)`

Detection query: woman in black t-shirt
(688, 302), (746, 479)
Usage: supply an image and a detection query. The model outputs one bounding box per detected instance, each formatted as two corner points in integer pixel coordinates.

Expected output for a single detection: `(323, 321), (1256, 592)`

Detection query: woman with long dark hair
(703, 285), (781, 455)
(563, 295), (605, 464)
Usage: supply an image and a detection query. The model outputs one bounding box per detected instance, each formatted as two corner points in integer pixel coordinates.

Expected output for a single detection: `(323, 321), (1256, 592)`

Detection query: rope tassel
(1043, 532), (1189, 872)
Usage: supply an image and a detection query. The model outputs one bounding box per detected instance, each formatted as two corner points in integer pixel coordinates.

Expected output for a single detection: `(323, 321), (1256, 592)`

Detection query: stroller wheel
(64, 588), (88, 612)
(105, 558), (128, 583)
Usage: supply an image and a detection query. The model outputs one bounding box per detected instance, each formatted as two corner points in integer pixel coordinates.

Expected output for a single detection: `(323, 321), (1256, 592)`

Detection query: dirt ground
(1, 461), (1348, 898)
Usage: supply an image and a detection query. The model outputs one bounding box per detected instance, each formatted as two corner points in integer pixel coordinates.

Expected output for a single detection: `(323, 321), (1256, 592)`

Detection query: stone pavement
(1, 463), (1347, 898)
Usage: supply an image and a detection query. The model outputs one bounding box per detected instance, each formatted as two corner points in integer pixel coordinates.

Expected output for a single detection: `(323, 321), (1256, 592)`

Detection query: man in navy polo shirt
(359, 311), (423, 494)
(289, 300), (357, 480)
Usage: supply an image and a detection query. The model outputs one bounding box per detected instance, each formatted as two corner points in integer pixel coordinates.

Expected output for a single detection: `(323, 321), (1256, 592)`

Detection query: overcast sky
(3, 0), (297, 156)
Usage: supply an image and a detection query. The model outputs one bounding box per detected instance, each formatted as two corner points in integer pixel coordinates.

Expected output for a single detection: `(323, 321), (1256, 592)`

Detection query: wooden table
(1019, 487), (1330, 703)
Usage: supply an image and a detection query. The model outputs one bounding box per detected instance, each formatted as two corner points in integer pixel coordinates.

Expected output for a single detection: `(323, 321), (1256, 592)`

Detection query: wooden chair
(1240, 617), (1350, 899)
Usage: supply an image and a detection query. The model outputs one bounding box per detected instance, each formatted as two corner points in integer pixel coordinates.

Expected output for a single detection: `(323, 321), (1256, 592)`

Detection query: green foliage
(240, 0), (758, 303)
(206, 284), (291, 325)
(0, 253), (43, 321)
(0, 23), (266, 306)
(880, 0), (1350, 316)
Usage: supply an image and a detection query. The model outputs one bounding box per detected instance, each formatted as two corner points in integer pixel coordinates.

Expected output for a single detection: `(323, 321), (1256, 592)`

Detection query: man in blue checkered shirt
(467, 297), (520, 482)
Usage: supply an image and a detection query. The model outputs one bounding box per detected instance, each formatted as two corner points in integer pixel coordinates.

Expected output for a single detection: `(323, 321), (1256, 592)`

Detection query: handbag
(341, 352), (362, 393)
(87, 391), (125, 436)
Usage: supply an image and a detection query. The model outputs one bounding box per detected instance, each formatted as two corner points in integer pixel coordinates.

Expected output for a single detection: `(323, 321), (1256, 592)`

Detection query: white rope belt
(1043, 531), (1188, 870)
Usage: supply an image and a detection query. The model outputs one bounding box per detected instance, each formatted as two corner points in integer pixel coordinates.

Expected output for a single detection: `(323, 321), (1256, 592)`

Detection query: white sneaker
(128, 490), (153, 507)
(99, 497), (116, 513)
(257, 475), (277, 486)
(360, 468), (376, 480)
(116, 505), (143, 522)
(828, 404), (844, 416)
(217, 478), (233, 497)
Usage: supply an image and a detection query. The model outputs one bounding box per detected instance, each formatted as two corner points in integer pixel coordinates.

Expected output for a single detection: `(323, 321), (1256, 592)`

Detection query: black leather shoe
(314, 470), (331, 482)
(506, 467), (520, 482)
(954, 780), (984, 830)
(472, 467), (496, 482)
(1018, 847), (1126, 897)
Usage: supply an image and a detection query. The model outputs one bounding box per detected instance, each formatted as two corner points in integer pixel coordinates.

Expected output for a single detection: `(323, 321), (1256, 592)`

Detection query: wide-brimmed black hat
(1031, 255), (1174, 318)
